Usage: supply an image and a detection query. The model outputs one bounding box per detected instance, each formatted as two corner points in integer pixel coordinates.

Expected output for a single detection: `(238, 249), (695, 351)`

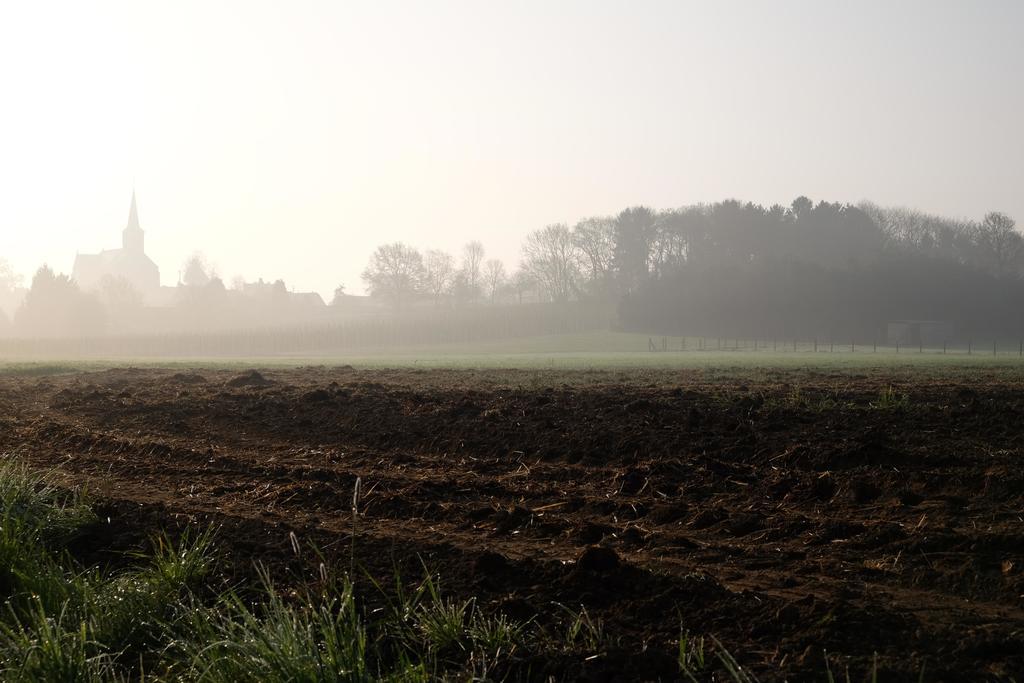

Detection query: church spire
(127, 190), (140, 231)
(123, 191), (145, 253)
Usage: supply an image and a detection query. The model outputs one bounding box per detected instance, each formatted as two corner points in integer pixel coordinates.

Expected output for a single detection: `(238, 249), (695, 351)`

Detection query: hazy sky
(1, 1), (1021, 298)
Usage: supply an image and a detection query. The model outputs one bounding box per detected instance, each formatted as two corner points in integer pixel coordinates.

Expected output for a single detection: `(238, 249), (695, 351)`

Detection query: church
(72, 193), (161, 301)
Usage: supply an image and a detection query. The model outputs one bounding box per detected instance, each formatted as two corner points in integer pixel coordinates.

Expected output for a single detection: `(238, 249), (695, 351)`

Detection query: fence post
(814, 338), (817, 353)
(994, 340), (997, 357)
(968, 340), (972, 355)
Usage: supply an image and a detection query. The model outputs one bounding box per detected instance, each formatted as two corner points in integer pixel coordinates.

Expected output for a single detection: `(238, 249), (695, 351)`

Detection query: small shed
(886, 320), (953, 347)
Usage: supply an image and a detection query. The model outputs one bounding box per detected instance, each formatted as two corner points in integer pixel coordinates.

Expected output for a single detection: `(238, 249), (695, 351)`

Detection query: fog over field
(0, 0), (1021, 354)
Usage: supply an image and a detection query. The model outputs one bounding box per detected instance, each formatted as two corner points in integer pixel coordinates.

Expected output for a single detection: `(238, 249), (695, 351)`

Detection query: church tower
(122, 191), (145, 253)
(73, 191), (161, 301)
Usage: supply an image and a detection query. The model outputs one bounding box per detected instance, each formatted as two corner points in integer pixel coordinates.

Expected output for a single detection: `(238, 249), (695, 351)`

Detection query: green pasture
(3, 331), (1024, 380)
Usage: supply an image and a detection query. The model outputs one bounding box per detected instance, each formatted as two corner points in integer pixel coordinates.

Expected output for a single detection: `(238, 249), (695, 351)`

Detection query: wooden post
(994, 340), (997, 357)
(968, 340), (972, 355)
(814, 338), (818, 353)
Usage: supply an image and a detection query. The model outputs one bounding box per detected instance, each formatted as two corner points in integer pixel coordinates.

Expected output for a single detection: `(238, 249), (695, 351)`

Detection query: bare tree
(483, 259), (507, 302)
(361, 242), (425, 306)
(978, 211), (1021, 276)
(424, 249), (456, 305)
(522, 224), (581, 303)
(509, 269), (536, 304)
(572, 217), (616, 297)
(648, 209), (697, 278)
(460, 241), (485, 300)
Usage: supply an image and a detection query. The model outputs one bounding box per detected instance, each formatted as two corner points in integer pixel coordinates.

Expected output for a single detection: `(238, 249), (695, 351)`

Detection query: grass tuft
(174, 565), (369, 683)
(870, 385), (909, 410)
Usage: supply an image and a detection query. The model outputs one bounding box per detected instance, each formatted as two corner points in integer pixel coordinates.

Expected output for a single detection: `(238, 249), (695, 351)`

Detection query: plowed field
(1, 366), (1021, 681)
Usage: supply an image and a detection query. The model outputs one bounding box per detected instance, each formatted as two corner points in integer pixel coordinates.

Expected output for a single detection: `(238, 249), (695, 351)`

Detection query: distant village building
(68, 193), (331, 320)
(238, 278), (325, 307)
(72, 193), (161, 301)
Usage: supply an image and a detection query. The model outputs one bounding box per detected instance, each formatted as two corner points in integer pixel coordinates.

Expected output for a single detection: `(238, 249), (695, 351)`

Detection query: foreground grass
(0, 460), (594, 681)
(0, 459), (936, 682)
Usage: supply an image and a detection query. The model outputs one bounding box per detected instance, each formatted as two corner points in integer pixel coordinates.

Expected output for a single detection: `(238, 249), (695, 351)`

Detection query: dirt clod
(575, 545), (620, 573)
(225, 370), (273, 388)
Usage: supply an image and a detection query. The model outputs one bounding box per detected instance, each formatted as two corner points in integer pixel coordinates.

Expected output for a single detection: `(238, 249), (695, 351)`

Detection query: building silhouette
(72, 192), (161, 301)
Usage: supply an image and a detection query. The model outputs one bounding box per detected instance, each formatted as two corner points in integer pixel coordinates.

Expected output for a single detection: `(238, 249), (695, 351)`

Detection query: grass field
(4, 331), (1024, 376)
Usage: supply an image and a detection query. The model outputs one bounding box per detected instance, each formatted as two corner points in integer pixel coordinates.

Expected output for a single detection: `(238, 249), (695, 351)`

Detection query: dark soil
(1, 366), (1022, 681)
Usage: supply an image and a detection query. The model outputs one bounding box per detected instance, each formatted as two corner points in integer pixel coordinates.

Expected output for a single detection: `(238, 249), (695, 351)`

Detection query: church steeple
(123, 191), (144, 253)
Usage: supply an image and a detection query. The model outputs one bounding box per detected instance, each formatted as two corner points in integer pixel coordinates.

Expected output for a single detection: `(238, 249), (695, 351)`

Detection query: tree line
(361, 197), (1022, 339)
(2, 196), (1020, 339)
